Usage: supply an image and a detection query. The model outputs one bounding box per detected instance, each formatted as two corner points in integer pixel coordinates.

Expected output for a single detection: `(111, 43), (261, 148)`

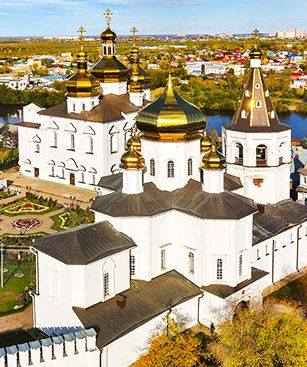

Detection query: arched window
(72, 103), (76, 112)
(188, 158), (193, 176)
(103, 272), (110, 298)
(51, 131), (57, 148)
(35, 143), (40, 153)
(239, 254), (243, 276)
(256, 144), (267, 166)
(82, 103), (85, 111)
(255, 83), (260, 89)
(245, 90), (250, 97)
(130, 255), (135, 276)
(241, 109), (246, 119)
(92, 174), (96, 185)
(110, 133), (118, 153)
(80, 172), (85, 183)
(87, 136), (94, 154)
(188, 252), (195, 274)
(167, 161), (174, 178)
(256, 100), (261, 108)
(271, 110), (275, 119)
(161, 249), (166, 270)
(61, 168), (65, 179)
(69, 134), (75, 151)
(150, 159), (155, 176)
(217, 258), (223, 280)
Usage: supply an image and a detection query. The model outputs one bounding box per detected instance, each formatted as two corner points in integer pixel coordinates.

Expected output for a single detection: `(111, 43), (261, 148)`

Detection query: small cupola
(201, 129), (226, 193)
(66, 26), (100, 113)
(121, 133), (146, 194)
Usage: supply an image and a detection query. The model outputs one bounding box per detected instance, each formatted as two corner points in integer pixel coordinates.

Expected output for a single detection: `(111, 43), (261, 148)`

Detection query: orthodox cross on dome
(131, 26), (138, 45)
(104, 8), (113, 28)
(78, 26), (86, 44)
(252, 28), (260, 40)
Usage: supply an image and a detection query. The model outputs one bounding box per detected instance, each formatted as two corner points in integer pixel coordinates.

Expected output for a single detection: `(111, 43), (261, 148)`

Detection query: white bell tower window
(110, 132), (119, 153)
(68, 134), (75, 151)
(87, 136), (94, 154)
(51, 131), (57, 148)
(35, 143), (40, 153)
(167, 161), (175, 178)
(217, 258), (223, 280)
(271, 110), (275, 119)
(241, 109), (246, 119)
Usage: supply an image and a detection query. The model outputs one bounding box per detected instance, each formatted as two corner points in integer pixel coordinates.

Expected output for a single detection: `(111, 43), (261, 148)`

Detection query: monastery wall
(0, 329), (99, 367)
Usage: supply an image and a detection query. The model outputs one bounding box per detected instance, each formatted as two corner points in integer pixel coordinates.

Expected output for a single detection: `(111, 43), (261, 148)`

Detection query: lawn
(0, 261), (36, 316)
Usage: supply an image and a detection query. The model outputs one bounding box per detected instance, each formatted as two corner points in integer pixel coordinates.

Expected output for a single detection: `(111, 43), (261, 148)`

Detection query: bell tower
(222, 30), (291, 204)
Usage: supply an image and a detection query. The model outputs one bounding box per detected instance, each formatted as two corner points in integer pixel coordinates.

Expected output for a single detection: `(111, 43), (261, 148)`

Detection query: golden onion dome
(121, 141), (145, 170)
(136, 73), (206, 141)
(201, 130), (226, 170)
(249, 45), (263, 59)
(66, 27), (100, 98)
(201, 130), (212, 153)
(101, 27), (117, 42)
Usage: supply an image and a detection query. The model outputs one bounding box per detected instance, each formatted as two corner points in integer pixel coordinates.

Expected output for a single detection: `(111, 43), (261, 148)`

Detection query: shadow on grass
(3, 264), (20, 287)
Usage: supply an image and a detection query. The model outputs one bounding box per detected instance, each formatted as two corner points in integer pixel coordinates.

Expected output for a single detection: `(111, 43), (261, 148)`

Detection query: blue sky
(0, 0), (306, 37)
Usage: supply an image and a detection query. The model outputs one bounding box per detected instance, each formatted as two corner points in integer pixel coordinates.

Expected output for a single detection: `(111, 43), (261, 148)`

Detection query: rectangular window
(188, 252), (194, 274)
(239, 254), (243, 276)
(130, 255), (135, 276)
(217, 258), (223, 280)
(265, 244), (269, 255)
(257, 249), (260, 259)
(103, 272), (110, 298)
(161, 249), (166, 271)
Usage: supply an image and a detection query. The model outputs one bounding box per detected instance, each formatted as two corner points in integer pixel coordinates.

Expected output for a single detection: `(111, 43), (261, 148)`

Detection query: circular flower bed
(10, 218), (42, 231)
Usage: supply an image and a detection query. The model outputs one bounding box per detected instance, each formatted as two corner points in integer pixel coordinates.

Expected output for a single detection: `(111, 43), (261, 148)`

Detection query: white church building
(17, 15), (150, 190)
(2, 25), (307, 367)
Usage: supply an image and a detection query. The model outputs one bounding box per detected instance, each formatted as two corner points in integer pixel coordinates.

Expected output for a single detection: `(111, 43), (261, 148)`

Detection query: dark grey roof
(224, 173), (243, 191)
(203, 267), (268, 298)
(33, 221), (136, 265)
(92, 179), (257, 220)
(252, 200), (307, 245)
(97, 173), (123, 192)
(16, 122), (41, 129)
(74, 270), (202, 348)
(39, 94), (142, 123)
(97, 173), (242, 194)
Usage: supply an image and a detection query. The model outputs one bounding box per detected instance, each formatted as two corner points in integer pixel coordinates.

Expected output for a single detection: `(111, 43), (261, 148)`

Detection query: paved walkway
(0, 171), (96, 209)
(0, 208), (65, 236)
(0, 305), (33, 334)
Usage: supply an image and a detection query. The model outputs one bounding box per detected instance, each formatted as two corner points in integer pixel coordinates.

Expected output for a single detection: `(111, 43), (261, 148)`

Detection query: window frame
(167, 160), (175, 178)
(217, 258), (223, 280)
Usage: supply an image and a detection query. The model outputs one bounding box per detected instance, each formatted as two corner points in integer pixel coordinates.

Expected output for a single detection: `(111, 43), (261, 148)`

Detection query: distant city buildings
(276, 27), (305, 39)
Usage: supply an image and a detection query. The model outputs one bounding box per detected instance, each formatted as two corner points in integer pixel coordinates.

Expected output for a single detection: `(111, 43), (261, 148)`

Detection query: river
(0, 104), (306, 140)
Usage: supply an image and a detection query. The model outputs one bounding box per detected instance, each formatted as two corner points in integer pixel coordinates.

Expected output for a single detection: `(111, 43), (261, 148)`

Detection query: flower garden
(5, 202), (49, 215)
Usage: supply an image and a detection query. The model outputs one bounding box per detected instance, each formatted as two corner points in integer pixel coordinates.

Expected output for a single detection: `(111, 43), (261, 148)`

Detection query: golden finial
(78, 26), (86, 51)
(104, 9), (113, 28)
(201, 129), (225, 170)
(201, 129), (211, 153)
(131, 26), (138, 46)
(252, 28), (260, 39)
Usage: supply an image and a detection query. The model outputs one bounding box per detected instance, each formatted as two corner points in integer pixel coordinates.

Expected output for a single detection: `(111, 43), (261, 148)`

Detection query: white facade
(141, 138), (202, 191)
(18, 104), (137, 190)
(223, 126), (292, 204)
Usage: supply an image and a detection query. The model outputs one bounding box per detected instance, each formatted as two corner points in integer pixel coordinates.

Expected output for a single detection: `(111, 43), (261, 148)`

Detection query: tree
(210, 301), (307, 367)
(134, 317), (205, 367)
(0, 122), (12, 149)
